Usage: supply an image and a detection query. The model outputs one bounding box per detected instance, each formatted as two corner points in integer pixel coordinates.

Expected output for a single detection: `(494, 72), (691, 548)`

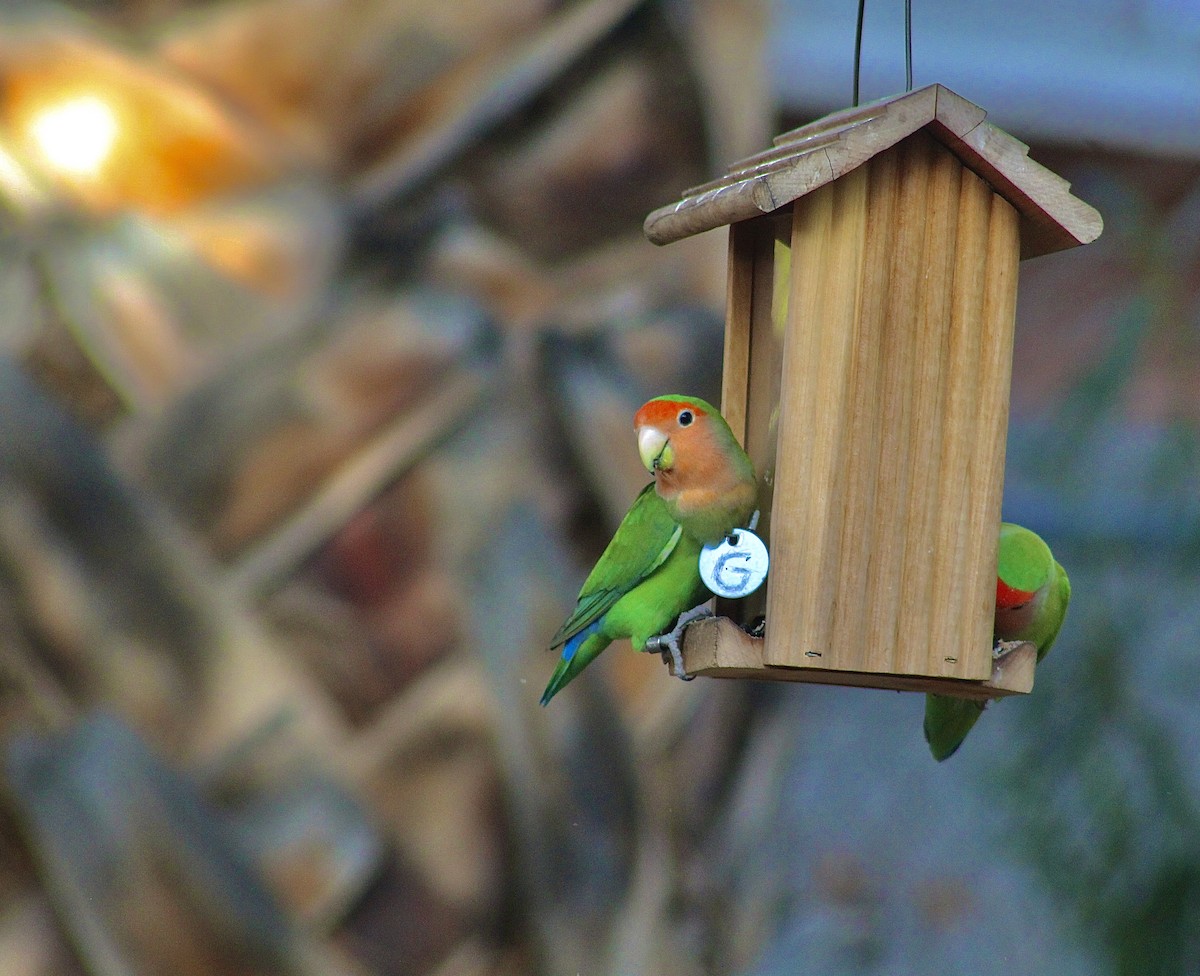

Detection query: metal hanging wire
(853, 0), (866, 106)
(905, 0), (913, 91)
(853, 0), (913, 107)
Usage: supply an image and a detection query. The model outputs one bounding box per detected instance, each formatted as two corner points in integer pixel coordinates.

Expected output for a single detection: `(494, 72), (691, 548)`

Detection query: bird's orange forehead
(996, 577), (1036, 610)
(634, 398), (708, 429)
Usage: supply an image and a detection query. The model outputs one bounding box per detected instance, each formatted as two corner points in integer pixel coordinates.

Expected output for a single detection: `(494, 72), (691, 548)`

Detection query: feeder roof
(644, 84), (1102, 259)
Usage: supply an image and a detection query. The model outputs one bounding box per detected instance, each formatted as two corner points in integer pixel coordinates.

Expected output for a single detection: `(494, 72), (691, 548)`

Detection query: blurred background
(0, 1), (1196, 975)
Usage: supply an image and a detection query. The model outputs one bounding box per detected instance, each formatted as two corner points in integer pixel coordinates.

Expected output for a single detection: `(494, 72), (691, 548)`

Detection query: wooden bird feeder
(643, 84), (1102, 699)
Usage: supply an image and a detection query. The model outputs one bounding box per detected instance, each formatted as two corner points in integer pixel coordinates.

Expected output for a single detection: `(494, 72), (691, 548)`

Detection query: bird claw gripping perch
(646, 605), (714, 681)
(992, 638), (1024, 661)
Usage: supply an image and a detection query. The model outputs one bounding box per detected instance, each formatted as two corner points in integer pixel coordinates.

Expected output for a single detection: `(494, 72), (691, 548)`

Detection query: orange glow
(28, 94), (118, 178)
(3, 34), (280, 216)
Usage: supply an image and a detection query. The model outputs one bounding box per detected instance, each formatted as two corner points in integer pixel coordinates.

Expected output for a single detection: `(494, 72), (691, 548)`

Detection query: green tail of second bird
(923, 695), (986, 762)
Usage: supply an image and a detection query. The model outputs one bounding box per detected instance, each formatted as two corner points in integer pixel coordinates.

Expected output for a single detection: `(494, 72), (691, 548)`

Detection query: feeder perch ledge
(678, 617), (1036, 700)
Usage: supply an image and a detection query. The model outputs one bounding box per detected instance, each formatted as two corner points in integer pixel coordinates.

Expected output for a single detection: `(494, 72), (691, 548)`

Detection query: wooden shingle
(644, 84), (1102, 259)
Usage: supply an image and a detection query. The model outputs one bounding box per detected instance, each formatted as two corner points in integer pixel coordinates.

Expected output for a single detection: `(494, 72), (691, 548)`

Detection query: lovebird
(541, 395), (757, 704)
(923, 522), (1071, 761)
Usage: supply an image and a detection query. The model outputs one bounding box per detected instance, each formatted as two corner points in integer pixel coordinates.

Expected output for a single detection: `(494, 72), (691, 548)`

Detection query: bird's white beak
(638, 425), (671, 473)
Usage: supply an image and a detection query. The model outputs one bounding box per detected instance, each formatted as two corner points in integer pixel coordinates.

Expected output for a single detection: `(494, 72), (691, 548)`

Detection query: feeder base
(678, 616), (1035, 700)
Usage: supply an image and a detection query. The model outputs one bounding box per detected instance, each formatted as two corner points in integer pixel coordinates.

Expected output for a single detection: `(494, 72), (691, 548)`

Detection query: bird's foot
(992, 638), (1025, 661)
(645, 605), (713, 680)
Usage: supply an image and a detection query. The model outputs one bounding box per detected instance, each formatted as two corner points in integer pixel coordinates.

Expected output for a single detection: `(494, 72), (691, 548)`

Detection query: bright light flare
(28, 94), (118, 178)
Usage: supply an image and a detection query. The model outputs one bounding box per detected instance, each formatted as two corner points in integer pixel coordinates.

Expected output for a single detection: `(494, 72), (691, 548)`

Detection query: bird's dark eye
(678, 409), (694, 427)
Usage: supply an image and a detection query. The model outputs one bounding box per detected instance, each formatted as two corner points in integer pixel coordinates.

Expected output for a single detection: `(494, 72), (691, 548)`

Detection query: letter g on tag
(699, 529), (769, 599)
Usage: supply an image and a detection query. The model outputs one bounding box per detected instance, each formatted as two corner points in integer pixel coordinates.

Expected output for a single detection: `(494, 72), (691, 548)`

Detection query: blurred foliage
(996, 162), (1200, 976)
(0, 2), (778, 976)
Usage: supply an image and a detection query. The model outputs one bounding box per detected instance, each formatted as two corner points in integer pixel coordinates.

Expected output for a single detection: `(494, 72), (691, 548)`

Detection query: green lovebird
(541, 395), (757, 705)
(923, 522), (1071, 761)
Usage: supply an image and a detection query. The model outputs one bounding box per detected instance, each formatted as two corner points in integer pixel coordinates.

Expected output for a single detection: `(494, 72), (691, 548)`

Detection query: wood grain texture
(887, 137), (957, 675)
(718, 214), (789, 626)
(720, 222), (755, 446)
(644, 83), (1101, 259)
(760, 133), (1017, 682)
(764, 161), (868, 668)
(680, 616), (1034, 698)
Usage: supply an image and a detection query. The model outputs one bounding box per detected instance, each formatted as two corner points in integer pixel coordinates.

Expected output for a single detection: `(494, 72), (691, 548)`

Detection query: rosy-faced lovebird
(923, 521), (1071, 761)
(540, 395), (757, 704)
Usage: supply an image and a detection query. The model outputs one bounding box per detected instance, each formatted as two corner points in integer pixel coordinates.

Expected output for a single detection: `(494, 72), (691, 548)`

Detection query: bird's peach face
(634, 400), (706, 474)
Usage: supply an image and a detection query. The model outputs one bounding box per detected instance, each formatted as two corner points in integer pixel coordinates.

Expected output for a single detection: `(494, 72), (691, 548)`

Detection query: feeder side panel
(890, 136), (963, 675)
(851, 135), (937, 675)
(764, 162), (869, 669)
(809, 144), (900, 673)
(966, 190), (1020, 662)
(918, 156), (990, 676)
(718, 214), (788, 628)
(918, 167), (1019, 680)
(721, 221), (755, 445)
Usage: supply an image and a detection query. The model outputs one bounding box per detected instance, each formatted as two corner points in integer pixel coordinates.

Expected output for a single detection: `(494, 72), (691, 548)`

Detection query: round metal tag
(698, 529), (769, 599)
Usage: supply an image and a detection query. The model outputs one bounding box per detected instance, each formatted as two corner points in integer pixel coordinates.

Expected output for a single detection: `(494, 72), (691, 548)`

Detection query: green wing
(1031, 561), (1071, 660)
(549, 483), (682, 648)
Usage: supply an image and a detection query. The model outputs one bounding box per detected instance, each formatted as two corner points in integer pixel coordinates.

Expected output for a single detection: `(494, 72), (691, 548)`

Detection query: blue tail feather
(560, 620), (600, 663)
(540, 620), (603, 705)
